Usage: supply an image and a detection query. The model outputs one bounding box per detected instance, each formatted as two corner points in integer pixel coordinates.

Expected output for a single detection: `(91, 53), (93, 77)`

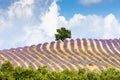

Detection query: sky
(0, 0), (120, 50)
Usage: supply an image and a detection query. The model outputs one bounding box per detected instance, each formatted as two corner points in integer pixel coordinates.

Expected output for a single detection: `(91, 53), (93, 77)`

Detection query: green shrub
(13, 66), (43, 80)
(85, 71), (100, 80)
(0, 61), (14, 72)
(0, 61), (14, 80)
(1, 61), (120, 80)
(100, 68), (120, 80)
(60, 69), (78, 80)
(37, 66), (48, 75)
(45, 71), (60, 80)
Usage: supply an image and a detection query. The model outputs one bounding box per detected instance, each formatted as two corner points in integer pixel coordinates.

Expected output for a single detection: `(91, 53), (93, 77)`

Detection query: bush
(100, 68), (120, 80)
(60, 69), (78, 80)
(37, 66), (48, 75)
(85, 71), (100, 80)
(0, 61), (14, 80)
(0, 61), (14, 72)
(13, 66), (43, 80)
(45, 71), (61, 80)
(0, 61), (120, 80)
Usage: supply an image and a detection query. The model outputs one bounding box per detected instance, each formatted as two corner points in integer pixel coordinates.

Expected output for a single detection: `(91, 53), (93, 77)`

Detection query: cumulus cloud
(103, 14), (120, 38)
(0, 0), (53, 49)
(7, 0), (34, 20)
(58, 13), (120, 39)
(0, 0), (120, 50)
(21, 1), (59, 46)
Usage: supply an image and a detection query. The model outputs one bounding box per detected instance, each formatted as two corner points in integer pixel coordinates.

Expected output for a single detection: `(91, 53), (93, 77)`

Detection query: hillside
(0, 38), (120, 71)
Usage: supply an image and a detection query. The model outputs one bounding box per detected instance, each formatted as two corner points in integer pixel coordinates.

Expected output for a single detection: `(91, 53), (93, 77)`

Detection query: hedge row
(0, 61), (120, 80)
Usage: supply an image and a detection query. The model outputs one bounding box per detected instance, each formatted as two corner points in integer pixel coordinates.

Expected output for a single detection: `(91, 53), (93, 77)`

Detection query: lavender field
(0, 38), (120, 71)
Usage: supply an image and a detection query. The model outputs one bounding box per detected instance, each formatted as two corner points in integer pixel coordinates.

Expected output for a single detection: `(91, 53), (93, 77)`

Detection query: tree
(55, 27), (71, 41)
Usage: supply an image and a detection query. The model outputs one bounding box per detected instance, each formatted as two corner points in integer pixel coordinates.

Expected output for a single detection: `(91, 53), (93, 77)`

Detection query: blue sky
(0, 0), (120, 50)
(57, 0), (120, 20)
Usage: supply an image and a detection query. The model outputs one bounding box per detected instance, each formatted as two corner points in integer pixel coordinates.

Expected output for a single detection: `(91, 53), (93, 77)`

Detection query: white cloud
(103, 14), (120, 38)
(21, 1), (59, 46)
(39, 1), (59, 36)
(0, 0), (54, 49)
(7, 0), (34, 21)
(0, 0), (120, 50)
(58, 13), (120, 39)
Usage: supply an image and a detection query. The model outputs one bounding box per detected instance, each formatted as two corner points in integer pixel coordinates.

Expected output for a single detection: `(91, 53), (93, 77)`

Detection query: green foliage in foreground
(0, 61), (120, 80)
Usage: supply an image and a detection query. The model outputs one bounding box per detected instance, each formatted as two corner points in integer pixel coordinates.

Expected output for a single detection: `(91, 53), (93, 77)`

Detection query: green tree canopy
(55, 27), (71, 41)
